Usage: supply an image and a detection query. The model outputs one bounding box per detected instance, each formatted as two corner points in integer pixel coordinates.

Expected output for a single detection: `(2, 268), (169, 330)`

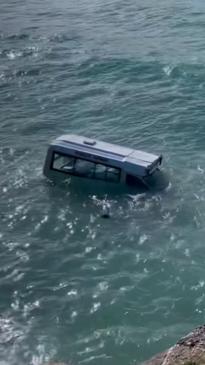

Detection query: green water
(1, 0), (205, 364)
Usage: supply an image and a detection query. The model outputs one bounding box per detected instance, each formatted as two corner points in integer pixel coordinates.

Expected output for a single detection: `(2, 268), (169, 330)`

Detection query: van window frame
(51, 151), (121, 183)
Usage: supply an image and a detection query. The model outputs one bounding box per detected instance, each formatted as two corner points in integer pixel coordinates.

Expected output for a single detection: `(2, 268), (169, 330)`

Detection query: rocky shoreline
(142, 325), (205, 365)
(43, 325), (205, 365)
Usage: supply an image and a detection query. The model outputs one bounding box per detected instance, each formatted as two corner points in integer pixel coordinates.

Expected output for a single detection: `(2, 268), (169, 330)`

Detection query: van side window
(94, 164), (120, 182)
(95, 164), (107, 180)
(106, 167), (120, 182)
(52, 153), (75, 172)
(75, 159), (95, 178)
(52, 152), (121, 183)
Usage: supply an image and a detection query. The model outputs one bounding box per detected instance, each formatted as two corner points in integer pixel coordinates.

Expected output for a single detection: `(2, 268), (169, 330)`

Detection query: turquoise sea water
(1, 0), (205, 364)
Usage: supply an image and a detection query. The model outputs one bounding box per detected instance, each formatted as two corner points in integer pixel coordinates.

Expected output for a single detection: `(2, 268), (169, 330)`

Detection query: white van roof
(55, 134), (159, 164)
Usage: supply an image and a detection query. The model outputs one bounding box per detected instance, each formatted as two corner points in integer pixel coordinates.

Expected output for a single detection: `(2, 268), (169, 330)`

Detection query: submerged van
(43, 135), (163, 188)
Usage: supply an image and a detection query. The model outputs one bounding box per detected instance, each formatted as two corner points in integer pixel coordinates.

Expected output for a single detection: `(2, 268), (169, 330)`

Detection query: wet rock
(141, 325), (205, 365)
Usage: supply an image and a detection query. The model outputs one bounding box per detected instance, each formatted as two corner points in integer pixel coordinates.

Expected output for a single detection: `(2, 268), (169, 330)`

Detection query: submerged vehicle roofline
(43, 134), (163, 183)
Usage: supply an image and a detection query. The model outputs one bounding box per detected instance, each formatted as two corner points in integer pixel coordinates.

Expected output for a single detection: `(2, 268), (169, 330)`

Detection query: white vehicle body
(43, 135), (163, 187)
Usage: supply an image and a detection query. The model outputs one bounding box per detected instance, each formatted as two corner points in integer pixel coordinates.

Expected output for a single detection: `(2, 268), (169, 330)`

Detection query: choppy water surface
(1, 0), (205, 364)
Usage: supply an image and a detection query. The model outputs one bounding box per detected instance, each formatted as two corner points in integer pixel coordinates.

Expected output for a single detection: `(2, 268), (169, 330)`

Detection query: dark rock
(141, 325), (205, 365)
